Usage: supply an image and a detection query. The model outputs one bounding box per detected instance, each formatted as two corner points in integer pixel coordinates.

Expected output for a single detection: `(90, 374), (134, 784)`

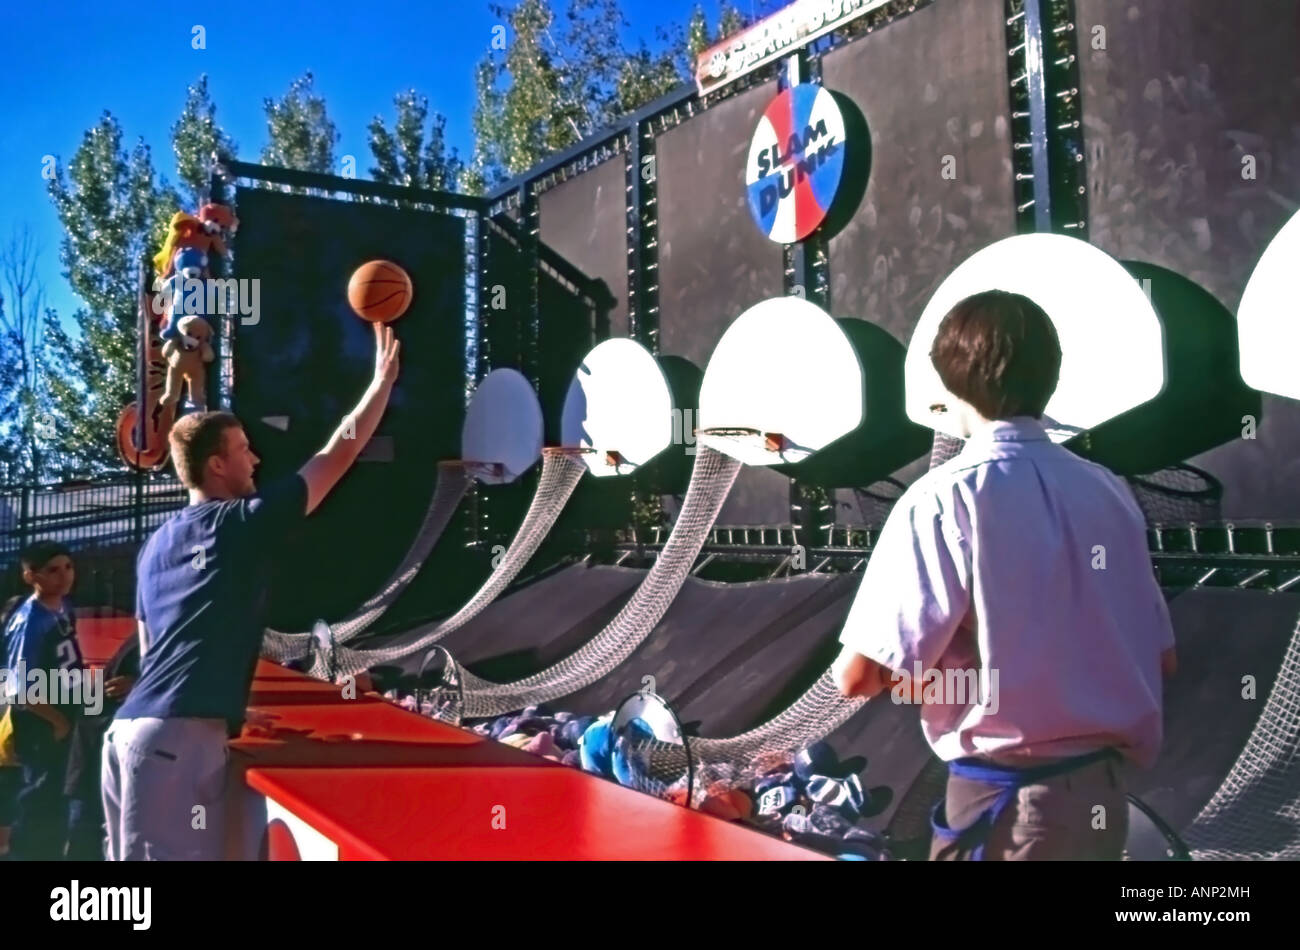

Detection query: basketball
(347, 260), (413, 323)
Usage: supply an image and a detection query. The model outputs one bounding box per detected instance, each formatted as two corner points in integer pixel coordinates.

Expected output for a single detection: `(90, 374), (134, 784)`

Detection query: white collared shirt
(839, 416), (1173, 768)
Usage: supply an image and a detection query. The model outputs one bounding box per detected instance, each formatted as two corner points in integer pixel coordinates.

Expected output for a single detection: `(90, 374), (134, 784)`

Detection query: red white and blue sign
(746, 84), (846, 244)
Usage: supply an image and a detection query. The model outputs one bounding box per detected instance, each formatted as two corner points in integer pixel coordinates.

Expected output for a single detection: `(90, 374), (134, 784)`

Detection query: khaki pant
(102, 717), (229, 861)
(930, 755), (1128, 861)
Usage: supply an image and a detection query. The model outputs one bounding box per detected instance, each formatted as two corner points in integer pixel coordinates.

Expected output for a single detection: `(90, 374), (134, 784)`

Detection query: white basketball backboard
(905, 234), (1166, 440)
(461, 368), (544, 484)
(561, 338), (675, 477)
(696, 296), (864, 466)
(1238, 207), (1300, 401)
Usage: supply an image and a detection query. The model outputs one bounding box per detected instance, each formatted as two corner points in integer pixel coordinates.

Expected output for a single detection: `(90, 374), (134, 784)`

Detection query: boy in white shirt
(833, 290), (1177, 860)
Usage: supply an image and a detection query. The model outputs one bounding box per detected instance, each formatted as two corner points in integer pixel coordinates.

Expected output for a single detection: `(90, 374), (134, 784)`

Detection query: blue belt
(930, 747), (1118, 860)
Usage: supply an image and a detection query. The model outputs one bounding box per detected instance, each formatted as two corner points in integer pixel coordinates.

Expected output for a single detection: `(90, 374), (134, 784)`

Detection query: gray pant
(101, 717), (229, 861)
(931, 754), (1129, 860)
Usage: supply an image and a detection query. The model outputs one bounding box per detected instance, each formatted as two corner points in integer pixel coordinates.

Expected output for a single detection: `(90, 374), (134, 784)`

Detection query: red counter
(227, 660), (826, 861)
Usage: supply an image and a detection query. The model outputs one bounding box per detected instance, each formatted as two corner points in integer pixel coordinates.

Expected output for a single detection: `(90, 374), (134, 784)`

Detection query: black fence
(0, 472), (186, 613)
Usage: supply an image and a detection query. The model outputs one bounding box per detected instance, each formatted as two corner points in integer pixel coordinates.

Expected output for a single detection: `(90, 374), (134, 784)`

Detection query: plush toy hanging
(159, 314), (216, 411)
(152, 203), (238, 278)
(152, 201), (238, 346)
(160, 246), (211, 343)
(118, 201), (239, 469)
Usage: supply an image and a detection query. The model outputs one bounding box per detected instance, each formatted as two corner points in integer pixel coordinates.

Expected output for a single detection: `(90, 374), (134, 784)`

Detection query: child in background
(0, 593), (25, 858)
(3, 541), (86, 860)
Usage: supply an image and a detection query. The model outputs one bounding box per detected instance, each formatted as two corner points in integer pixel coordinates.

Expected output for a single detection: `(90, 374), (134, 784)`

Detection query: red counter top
(246, 764), (827, 861)
(232, 659), (826, 861)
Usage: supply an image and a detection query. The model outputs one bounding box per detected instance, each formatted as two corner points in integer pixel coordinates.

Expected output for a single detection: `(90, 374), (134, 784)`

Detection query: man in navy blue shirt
(103, 322), (400, 860)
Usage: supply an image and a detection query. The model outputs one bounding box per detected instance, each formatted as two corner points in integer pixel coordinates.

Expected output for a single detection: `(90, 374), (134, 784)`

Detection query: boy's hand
(833, 648), (890, 699)
(105, 675), (135, 699)
(372, 323), (400, 388)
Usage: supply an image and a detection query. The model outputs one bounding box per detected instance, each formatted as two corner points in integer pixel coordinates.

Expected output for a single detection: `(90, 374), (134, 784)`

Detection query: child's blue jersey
(3, 596), (84, 717)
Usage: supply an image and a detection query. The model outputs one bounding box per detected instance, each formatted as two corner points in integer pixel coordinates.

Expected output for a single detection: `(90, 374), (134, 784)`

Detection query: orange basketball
(348, 260), (413, 323)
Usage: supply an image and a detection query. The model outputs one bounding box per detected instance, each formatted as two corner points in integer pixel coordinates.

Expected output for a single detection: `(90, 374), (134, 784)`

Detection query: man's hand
(242, 710), (280, 738)
(832, 647), (892, 700)
(372, 323), (400, 388)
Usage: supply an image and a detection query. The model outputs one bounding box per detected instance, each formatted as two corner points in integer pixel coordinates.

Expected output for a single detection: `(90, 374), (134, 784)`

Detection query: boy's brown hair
(929, 290), (1062, 421)
(19, 540), (72, 573)
(169, 411), (243, 489)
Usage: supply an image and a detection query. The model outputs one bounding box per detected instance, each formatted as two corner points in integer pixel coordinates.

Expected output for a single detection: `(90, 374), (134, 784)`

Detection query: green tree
(261, 72), (340, 176)
(44, 114), (178, 474)
(717, 2), (747, 39)
(683, 5), (711, 74)
(171, 74), (239, 205)
(471, 0), (649, 186)
(471, 0), (761, 187)
(614, 39), (680, 115)
(368, 90), (466, 192)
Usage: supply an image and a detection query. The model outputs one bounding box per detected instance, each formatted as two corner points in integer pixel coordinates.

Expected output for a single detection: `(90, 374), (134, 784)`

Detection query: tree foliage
(368, 90), (466, 192)
(470, 0), (760, 186)
(260, 72), (340, 176)
(171, 75), (239, 206)
(43, 116), (178, 474)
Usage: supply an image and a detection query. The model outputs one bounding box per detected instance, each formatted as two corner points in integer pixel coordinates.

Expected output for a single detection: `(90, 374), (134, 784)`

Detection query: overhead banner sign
(695, 0), (893, 96)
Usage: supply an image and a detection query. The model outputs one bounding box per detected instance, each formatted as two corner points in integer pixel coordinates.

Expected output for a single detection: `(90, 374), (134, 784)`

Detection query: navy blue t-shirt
(117, 475), (307, 734)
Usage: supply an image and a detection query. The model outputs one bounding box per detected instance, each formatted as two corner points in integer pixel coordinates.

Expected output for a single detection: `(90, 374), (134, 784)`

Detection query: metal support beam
(518, 183), (540, 388)
(625, 122), (660, 350)
(1022, 0), (1054, 232)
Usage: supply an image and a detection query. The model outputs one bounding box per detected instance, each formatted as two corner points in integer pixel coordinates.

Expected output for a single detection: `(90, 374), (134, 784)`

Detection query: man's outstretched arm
(298, 323), (401, 516)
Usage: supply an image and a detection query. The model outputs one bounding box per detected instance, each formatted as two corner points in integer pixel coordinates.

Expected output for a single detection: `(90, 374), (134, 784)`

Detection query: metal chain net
(624, 434), (969, 783)
(610, 673), (866, 798)
(443, 445), (742, 718)
(315, 450), (589, 679)
(1124, 464), (1223, 526)
(1182, 610), (1300, 860)
(929, 431), (965, 468)
(261, 461), (475, 663)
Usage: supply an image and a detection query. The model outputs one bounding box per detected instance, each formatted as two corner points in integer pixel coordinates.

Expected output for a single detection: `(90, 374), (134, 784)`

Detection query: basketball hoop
(544, 446), (596, 457)
(439, 458), (506, 482)
(546, 445), (626, 473)
(696, 426), (789, 459)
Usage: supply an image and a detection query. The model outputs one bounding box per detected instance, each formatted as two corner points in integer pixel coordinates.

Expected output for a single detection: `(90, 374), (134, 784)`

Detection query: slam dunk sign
(746, 84), (846, 244)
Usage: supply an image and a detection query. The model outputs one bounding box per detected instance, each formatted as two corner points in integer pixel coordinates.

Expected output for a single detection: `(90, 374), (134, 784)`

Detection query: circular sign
(746, 84), (847, 244)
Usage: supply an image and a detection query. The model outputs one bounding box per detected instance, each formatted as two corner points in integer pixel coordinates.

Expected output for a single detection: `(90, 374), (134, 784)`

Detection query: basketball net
(310, 447), (591, 678)
(262, 459), (486, 662)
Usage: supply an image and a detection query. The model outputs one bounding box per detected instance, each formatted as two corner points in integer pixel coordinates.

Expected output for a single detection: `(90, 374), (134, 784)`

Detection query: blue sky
(0, 0), (763, 326)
